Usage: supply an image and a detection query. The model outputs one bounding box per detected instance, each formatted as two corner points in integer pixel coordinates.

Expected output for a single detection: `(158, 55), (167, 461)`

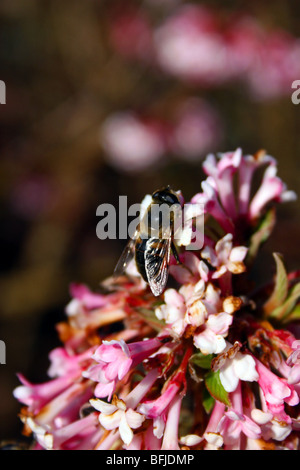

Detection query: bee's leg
(171, 241), (181, 264)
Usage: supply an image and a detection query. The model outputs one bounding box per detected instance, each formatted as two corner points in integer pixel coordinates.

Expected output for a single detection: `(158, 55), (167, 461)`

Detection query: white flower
(180, 434), (203, 446)
(203, 432), (224, 449)
(193, 312), (232, 355)
(251, 408), (292, 442)
(202, 233), (248, 277)
(90, 395), (145, 446)
(219, 347), (259, 392)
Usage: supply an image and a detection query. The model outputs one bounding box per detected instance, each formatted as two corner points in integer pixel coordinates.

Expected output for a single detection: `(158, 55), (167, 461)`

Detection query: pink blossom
(138, 382), (179, 419)
(18, 377), (95, 445)
(251, 408), (292, 442)
(25, 412), (101, 450)
(192, 150), (296, 231)
(155, 289), (186, 336)
(202, 233), (248, 279)
(169, 251), (207, 285)
(183, 289), (208, 328)
(213, 381), (261, 449)
(137, 346), (192, 423)
(90, 369), (158, 446)
(202, 148), (242, 219)
(67, 283), (109, 311)
(194, 312), (233, 355)
(155, 279), (223, 336)
(47, 347), (95, 378)
(100, 111), (168, 173)
(218, 409), (261, 447)
(13, 370), (82, 415)
(238, 151), (276, 215)
(255, 359), (299, 415)
(83, 338), (162, 399)
(202, 400), (226, 449)
(192, 180), (235, 234)
(64, 282), (129, 342)
(249, 165), (297, 220)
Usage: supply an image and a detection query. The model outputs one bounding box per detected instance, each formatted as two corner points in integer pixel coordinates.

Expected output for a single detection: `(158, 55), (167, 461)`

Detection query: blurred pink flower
(225, 17), (264, 78)
(169, 98), (223, 161)
(246, 32), (300, 100)
(100, 111), (168, 172)
(154, 5), (229, 85)
(106, 3), (300, 102)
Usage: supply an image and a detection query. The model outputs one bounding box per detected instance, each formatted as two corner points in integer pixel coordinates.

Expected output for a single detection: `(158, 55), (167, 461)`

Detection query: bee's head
(152, 186), (181, 206)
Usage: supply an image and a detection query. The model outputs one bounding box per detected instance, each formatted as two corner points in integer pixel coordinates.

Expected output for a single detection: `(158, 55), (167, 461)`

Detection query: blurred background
(0, 0), (300, 443)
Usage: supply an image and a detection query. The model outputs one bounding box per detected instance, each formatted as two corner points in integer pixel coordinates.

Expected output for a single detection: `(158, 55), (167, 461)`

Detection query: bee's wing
(113, 231), (138, 277)
(144, 236), (171, 297)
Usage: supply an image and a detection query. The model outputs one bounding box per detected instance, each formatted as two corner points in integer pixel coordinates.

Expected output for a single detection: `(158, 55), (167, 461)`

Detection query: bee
(114, 186), (182, 296)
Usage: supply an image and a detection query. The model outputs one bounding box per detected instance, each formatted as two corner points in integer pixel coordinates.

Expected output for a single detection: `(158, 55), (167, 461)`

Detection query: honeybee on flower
(12, 149), (300, 451)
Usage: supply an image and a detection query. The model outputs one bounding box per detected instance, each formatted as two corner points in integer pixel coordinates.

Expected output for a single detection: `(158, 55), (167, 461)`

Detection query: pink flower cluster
(108, 3), (300, 98)
(13, 149), (300, 450)
(100, 98), (222, 173)
(100, 3), (300, 173)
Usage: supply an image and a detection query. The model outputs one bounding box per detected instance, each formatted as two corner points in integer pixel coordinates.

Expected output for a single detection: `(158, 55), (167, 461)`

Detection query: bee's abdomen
(135, 237), (148, 282)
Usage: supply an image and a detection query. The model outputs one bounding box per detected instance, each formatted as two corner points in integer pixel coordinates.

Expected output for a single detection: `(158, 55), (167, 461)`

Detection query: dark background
(0, 0), (300, 443)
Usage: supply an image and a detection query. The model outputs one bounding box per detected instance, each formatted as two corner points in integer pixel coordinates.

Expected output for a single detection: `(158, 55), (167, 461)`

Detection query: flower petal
(89, 398), (117, 414)
(219, 361), (239, 393)
(233, 353), (258, 382)
(119, 413), (134, 446)
(206, 312), (232, 335)
(125, 409), (145, 429)
(229, 246), (248, 263)
(241, 416), (261, 439)
(180, 434), (203, 446)
(99, 409), (123, 430)
(194, 329), (226, 355)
